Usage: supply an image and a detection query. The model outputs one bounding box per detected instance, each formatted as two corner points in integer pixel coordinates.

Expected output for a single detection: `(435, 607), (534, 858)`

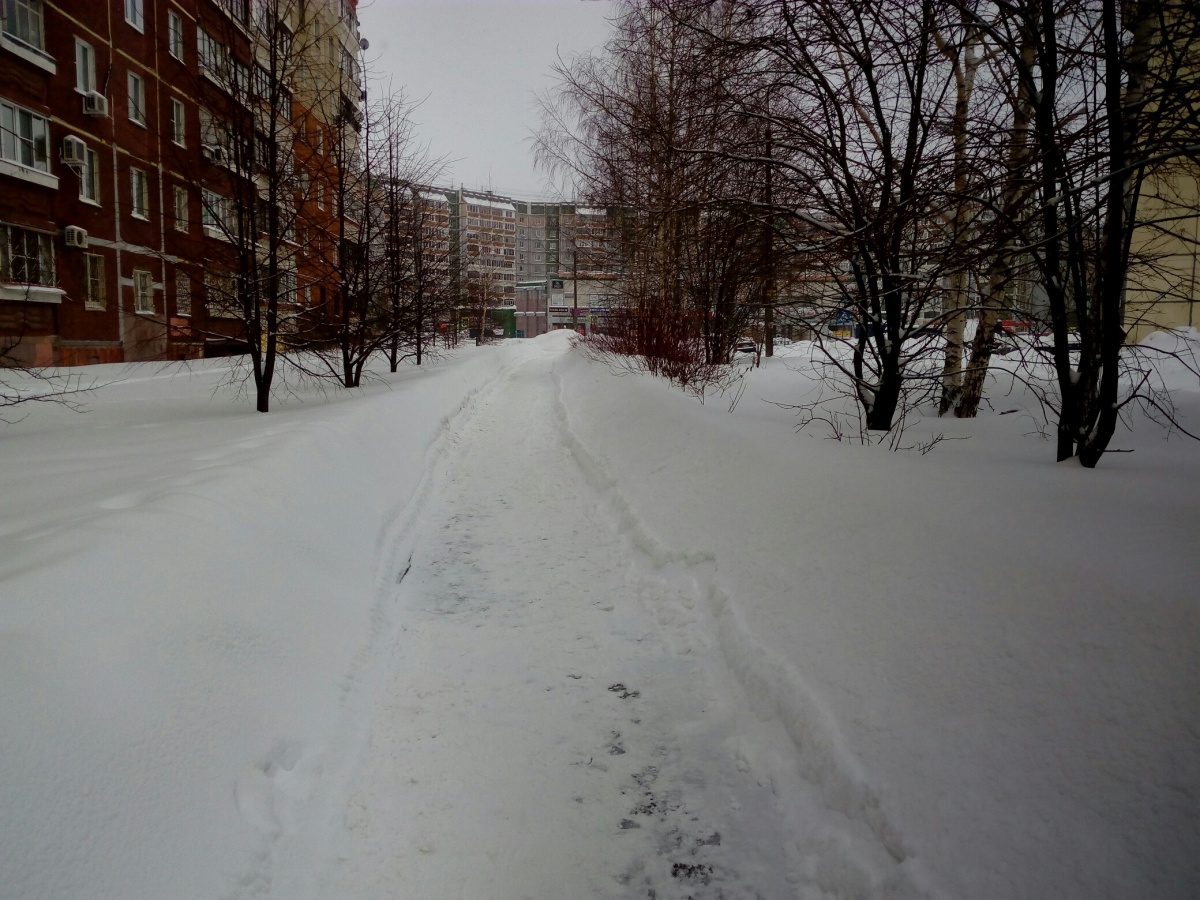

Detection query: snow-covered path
(4, 332), (1197, 899)
(288, 346), (797, 898)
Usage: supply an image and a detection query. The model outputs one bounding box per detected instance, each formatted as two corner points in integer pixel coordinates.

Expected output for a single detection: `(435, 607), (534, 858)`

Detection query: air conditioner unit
(82, 91), (108, 116)
(202, 144), (229, 164)
(61, 135), (88, 167)
(64, 226), (88, 248)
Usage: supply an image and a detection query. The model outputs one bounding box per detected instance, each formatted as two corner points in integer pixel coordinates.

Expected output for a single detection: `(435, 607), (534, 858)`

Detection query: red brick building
(0, 0), (362, 366)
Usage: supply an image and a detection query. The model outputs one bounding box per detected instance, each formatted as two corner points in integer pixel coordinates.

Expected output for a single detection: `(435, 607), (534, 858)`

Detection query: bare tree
(933, 7), (987, 414)
(543, 1), (982, 431)
(539, 3), (770, 384)
(172, 0), (361, 411)
(546, 0), (1200, 458)
(386, 183), (454, 368)
(952, 0), (1200, 463)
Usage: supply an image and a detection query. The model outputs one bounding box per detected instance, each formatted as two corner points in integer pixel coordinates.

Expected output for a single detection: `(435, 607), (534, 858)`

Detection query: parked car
(734, 338), (756, 355)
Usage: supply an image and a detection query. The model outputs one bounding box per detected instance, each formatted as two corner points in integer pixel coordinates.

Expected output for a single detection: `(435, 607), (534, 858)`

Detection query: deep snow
(1, 331), (1198, 899)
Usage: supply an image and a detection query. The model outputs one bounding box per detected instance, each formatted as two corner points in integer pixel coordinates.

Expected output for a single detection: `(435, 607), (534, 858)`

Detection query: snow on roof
(463, 193), (516, 212)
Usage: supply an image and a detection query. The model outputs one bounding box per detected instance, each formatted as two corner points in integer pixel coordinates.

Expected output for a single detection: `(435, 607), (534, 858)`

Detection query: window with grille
(205, 269), (238, 318)
(133, 269), (153, 313)
(175, 269), (191, 315)
(83, 252), (105, 309)
(279, 268), (296, 305)
(173, 186), (188, 231)
(1, 224), (54, 286)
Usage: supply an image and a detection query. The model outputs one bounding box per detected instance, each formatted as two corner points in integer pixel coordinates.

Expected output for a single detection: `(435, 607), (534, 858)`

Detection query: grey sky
(357, 0), (615, 199)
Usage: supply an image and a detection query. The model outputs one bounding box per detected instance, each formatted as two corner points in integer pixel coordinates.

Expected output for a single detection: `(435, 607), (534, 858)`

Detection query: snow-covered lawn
(1, 331), (1197, 899)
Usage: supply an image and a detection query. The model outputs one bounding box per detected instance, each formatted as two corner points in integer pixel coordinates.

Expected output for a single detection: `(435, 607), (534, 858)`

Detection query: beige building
(1125, 163), (1200, 342)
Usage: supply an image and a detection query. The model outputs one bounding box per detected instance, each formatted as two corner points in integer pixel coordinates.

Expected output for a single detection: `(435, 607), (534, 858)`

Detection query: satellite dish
(360, 38), (369, 50)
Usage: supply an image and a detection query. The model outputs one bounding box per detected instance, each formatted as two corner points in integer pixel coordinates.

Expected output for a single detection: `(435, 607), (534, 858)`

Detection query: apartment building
(1124, 165), (1199, 342)
(448, 188), (516, 314)
(0, 0), (363, 365)
(516, 202), (622, 333)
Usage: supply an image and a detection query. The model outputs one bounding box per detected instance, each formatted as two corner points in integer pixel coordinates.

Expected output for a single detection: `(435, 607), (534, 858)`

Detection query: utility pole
(570, 204), (580, 333)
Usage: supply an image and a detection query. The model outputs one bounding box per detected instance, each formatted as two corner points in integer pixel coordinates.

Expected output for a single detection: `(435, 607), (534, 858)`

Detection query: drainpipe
(102, 6), (126, 357)
(152, 0), (167, 356)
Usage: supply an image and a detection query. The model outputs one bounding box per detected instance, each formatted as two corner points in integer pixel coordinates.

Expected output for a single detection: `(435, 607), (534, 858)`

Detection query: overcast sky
(357, 0), (616, 199)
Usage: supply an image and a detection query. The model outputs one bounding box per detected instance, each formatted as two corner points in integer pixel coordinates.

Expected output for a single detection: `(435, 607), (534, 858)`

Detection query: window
(315, 181), (325, 209)
(167, 10), (183, 59)
(2, 0), (45, 50)
(173, 186), (188, 231)
(205, 269), (238, 317)
(170, 97), (185, 145)
(0, 98), (49, 172)
(83, 252), (105, 309)
(252, 0), (269, 31)
(80, 147), (100, 203)
(198, 28), (225, 77)
(1, 224), (54, 286)
(75, 38), (96, 93)
(217, 0), (246, 25)
(130, 167), (148, 219)
(201, 188), (217, 228)
(133, 268), (153, 313)
(253, 64), (269, 101)
(199, 106), (217, 148)
(201, 187), (232, 234)
(175, 269), (191, 315)
(124, 0), (144, 32)
(127, 72), (145, 124)
(279, 268), (296, 305)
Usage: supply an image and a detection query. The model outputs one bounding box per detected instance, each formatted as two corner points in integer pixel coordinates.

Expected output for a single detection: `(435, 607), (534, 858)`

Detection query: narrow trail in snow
(304, 349), (798, 899)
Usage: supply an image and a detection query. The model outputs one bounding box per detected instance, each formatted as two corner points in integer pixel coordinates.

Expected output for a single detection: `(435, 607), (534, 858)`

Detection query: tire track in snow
(550, 358), (934, 900)
(301, 348), (798, 899)
(222, 353), (529, 900)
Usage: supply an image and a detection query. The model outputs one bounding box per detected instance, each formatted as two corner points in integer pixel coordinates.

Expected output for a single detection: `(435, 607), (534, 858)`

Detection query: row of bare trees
(183, 0), (455, 411)
(539, 0), (1200, 466)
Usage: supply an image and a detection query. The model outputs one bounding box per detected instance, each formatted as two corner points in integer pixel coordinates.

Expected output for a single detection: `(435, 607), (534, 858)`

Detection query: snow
(462, 193), (516, 212)
(1, 331), (1198, 899)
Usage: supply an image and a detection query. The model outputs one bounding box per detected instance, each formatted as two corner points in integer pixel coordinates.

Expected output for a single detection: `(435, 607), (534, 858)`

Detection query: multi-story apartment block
(512, 202), (622, 334)
(0, 0), (363, 366)
(448, 188), (516, 315)
(514, 200), (548, 282)
(513, 200), (550, 338)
